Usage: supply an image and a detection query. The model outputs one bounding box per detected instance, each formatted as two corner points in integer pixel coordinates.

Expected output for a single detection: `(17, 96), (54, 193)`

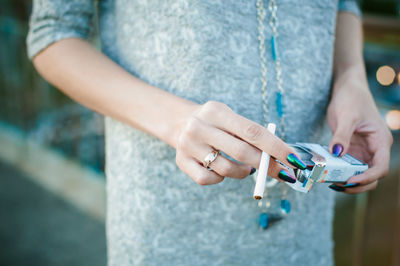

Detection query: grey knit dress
(27, 1), (361, 265)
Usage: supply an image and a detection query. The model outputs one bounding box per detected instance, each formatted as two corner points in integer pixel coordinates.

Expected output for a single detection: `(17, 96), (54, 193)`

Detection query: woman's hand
(172, 101), (307, 185)
(327, 66), (393, 194)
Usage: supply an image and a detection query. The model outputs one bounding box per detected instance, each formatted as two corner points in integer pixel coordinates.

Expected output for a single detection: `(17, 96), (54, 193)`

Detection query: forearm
(33, 38), (197, 148)
(333, 12), (366, 87)
(331, 11), (380, 117)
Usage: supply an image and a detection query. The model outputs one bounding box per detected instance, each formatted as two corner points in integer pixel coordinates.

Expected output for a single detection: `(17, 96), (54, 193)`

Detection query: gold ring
(203, 150), (220, 170)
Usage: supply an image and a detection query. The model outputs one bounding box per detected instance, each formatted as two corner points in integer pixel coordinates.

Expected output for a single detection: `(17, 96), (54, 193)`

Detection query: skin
(32, 12), (392, 192)
(329, 12), (393, 194)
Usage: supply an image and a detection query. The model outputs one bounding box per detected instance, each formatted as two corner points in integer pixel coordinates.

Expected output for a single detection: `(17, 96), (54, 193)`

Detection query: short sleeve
(26, 0), (95, 60)
(338, 0), (362, 18)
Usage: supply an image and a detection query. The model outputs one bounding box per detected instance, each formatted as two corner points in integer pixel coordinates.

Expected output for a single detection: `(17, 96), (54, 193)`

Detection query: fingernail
(249, 167), (257, 175)
(328, 184), (345, 192)
(278, 169), (296, 183)
(343, 182), (360, 188)
(332, 144), (343, 157)
(287, 154), (306, 170)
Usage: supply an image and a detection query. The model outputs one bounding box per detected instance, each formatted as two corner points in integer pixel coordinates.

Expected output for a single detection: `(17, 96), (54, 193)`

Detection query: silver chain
(256, 0), (287, 140)
(256, 0), (269, 128)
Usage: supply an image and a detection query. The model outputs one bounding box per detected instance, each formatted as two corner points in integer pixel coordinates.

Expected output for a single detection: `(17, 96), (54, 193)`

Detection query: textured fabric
(27, 1), (361, 265)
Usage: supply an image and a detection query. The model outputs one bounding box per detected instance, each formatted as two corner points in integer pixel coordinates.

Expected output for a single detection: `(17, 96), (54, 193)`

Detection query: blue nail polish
(278, 169), (296, 183)
(343, 183), (360, 188)
(329, 184), (345, 192)
(250, 167), (257, 175)
(332, 144), (343, 157)
(287, 153), (306, 170)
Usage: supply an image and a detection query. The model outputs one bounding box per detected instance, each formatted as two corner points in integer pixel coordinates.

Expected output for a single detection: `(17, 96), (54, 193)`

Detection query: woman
(27, 0), (392, 265)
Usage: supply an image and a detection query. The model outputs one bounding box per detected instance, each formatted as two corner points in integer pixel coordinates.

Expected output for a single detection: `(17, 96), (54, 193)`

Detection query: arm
(327, 11), (393, 193)
(32, 38), (196, 148)
(33, 38), (307, 185)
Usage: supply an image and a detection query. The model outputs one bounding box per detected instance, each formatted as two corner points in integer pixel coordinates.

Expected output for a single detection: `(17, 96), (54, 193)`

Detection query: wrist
(332, 60), (367, 94)
(334, 58), (365, 79)
(121, 77), (199, 149)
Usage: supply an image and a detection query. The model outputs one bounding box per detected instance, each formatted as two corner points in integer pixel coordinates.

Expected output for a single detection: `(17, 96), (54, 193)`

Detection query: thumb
(329, 118), (356, 157)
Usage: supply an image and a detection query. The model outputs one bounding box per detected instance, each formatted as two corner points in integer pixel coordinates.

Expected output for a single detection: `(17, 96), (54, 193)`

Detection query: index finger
(207, 105), (306, 170)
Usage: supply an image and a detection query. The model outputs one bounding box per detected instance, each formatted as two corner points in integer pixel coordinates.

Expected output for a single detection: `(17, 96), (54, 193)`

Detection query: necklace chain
(255, 0), (291, 223)
(256, 0), (287, 140)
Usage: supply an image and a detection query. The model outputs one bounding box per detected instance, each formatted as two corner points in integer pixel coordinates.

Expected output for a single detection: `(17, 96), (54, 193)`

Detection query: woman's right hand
(173, 101), (307, 185)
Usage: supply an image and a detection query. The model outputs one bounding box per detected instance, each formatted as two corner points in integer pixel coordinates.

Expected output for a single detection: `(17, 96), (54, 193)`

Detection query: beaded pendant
(280, 199), (291, 214)
(257, 183), (290, 230)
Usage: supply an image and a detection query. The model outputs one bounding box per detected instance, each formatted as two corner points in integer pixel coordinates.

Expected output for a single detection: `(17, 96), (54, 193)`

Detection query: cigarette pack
(285, 143), (368, 193)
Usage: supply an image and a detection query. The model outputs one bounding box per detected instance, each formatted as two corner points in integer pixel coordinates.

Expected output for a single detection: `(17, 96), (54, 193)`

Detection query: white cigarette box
(285, 143), (368, 193)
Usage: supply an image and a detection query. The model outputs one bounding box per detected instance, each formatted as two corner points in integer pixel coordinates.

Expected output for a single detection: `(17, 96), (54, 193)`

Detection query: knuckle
(244, 123), (264, 142)
(198, 101), (230, 119)
(183, 117), (201, 137)
(176, 132), (190, 151)
(205, 100), (229, 111)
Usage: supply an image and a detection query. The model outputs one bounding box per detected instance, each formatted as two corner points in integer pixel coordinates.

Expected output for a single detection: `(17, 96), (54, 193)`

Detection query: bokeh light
(385, 110), (400, 130)
(376, 65), (396, 86)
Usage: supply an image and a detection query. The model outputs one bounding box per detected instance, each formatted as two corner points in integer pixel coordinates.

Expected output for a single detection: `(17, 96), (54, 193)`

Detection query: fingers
(182, 139), (284, 180)
(193, 143), (253, 179)
(176, 100), (307, 186)
(199, 121), (261, 168)
(177, 120), (253, 179)
(348, 143), (390, 185)
(328, 115), (358, 157)
(198, 101), (306, 170)
(329, 142), (391, 194)
(179, 119), (294, 181)
(329, 180), (378, 194)
(176, 150), (224, 186)
(177, 145), (290, 185)
(343, 180), (378, 194)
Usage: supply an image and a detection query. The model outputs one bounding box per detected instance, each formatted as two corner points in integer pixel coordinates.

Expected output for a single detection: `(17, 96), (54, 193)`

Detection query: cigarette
(253, 123), (276, 200)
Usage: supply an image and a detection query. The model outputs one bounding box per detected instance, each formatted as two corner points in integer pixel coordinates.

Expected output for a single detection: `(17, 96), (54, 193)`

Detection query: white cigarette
(253, 123), (276, 200)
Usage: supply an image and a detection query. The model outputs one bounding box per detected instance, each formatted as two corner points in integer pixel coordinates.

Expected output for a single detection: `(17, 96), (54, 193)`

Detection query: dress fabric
(27, 1), (361, 265)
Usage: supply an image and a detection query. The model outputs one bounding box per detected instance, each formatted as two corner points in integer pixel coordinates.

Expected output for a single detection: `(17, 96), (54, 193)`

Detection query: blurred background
(0, 1), (399, 266)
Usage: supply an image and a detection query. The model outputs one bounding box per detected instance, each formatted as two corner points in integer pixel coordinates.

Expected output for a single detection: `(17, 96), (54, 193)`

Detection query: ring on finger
(203, 149), (220, 171)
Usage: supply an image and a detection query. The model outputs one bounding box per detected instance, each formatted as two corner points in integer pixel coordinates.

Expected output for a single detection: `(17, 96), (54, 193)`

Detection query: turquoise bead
(280, 199), (291, 214)
(259, 213), (269, 229)
(276, 92), (283, 117)
(271, 36), (278, 61)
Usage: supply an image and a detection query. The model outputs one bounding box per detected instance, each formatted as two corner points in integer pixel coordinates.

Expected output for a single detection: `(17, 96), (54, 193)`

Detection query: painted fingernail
(287, 153), (306, 170)
(343, 182), (360, 188)
(278, 169), (296, 183)
(332, 144), (343, 157)
(249, 167), (257, 175)
(328, 184), (345, 192)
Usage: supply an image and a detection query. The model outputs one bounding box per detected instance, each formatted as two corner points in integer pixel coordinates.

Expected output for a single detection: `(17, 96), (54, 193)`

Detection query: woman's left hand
(326, 66), (393, 194)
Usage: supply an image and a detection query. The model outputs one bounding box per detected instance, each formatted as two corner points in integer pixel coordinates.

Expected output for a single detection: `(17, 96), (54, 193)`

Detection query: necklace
(255, 0), (291, 229)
